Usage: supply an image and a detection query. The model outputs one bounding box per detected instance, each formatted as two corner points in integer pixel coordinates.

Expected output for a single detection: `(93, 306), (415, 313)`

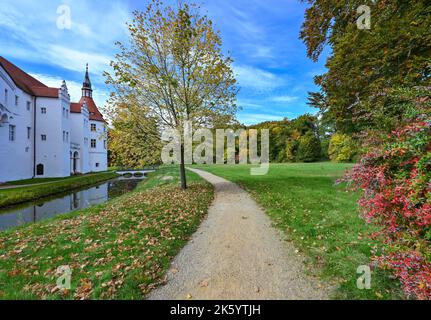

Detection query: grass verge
(0, 166), (214, 299)
(0, 172), (119, 208)
(194, 162), (403, 300)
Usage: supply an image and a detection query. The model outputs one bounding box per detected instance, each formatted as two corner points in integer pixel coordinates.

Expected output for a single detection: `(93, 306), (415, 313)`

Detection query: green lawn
(0, 166), (214, 299)
(194, 162), (403, 300)
(0, 172), (119, 208)
(3, 176), (78, 186)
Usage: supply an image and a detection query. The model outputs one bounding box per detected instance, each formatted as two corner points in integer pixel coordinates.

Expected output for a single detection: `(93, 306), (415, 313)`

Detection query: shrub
(297, 132), (321, 162)
(328, 133), (356, 162)
(285, 139), (298, 162)
(344, 89), (431, 299)
(320, 138), (330, 161)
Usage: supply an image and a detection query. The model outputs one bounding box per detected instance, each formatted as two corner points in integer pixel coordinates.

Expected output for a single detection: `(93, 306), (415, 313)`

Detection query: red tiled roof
(0, 56), (59, 98)
(72, 97), (106, 123)
(31, 86), (59, 98)
(70, 103), (82, 114)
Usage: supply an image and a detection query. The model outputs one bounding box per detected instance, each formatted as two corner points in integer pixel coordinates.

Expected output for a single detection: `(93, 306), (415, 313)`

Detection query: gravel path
(148, 168), (330, 300)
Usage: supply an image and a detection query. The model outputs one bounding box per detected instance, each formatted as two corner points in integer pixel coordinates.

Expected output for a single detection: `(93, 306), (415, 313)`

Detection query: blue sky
(0, 0), (328, 125)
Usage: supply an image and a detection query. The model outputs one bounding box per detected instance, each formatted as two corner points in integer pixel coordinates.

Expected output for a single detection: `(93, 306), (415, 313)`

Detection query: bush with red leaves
(344, 88), (431, 299)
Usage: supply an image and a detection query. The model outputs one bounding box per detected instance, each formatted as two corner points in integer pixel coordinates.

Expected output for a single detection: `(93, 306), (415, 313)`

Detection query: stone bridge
(116, 170), (155, 180)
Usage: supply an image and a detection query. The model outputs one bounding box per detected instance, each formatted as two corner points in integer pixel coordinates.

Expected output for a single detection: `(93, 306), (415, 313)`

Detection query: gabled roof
(0, 56), (59, 98)
(70, 98), (106, 123)
(78, 97), (106, 123)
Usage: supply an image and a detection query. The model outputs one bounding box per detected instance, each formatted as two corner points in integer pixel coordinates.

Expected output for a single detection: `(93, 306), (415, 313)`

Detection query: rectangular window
(27, 127), (31, 139)
(63, 107), (65, 117)
(9, 125), (15, 141)
(4, 89), (7, 105)
(27, 101), (31, 111)
(63, 131), (65, 142)
(41, 134), (47, 141)
(66, 132), (69, 142)
(91, 139), (96, 148)
(91, 124), (96, 132)
(95, 163), (100, 168)
(41, 107), (47, 114)
(15, 95), (19, 106)
(66, 109), (69, 118)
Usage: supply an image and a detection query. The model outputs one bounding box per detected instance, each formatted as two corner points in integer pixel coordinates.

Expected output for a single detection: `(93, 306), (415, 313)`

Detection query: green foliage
(108, 99), (162, 169)
(297, 132), (321, 162)
(249, 114), (326, 163)
(328, 133), (357, 163)
(301, 0), (431, 133)
(106, 0), (239, 189)
(320, 138), (330, 160)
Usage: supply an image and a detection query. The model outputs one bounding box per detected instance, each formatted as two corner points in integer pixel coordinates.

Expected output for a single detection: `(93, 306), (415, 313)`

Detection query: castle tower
(81, 63), (92, 98)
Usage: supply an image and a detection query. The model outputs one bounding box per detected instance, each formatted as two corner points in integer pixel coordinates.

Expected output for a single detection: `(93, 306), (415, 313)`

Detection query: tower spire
(82, 63), (92, 98)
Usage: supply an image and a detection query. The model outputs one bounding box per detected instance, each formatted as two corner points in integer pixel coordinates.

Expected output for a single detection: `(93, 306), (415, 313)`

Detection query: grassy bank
(194, 163), (403, 300)
(0, 166), (214, 299)
(0, 172), (119, 208)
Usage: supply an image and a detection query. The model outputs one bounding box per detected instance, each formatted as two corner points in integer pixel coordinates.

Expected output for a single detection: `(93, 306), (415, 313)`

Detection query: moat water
(0, 177), (144, 232)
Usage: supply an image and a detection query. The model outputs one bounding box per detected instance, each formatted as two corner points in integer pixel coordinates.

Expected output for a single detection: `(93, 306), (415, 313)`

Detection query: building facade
(0, 57), (108, 183)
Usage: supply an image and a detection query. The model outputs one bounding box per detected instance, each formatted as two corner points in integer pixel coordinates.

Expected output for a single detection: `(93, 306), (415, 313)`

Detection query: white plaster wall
(89, 120), (108, 172)
(0, 67), (34, 182)
(59, 86), (72, 176)
(35, 92), (71, 178)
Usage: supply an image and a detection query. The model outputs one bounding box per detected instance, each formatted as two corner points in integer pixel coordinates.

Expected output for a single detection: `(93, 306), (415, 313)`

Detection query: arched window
(36, 164), (44, 176)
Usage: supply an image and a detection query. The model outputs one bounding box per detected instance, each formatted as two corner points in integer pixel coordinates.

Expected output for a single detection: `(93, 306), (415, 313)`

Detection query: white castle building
(0, 57), (108, 183)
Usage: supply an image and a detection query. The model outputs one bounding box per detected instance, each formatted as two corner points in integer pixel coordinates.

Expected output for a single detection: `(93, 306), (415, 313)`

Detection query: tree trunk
(179, 144), (187, 190)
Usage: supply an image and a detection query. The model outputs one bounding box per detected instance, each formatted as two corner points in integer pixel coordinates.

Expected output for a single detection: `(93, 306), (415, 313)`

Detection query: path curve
(148, 168), (330, 300)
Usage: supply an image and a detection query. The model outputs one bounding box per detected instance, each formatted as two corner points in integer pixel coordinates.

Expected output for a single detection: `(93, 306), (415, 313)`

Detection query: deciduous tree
(106, 0), (238, 189)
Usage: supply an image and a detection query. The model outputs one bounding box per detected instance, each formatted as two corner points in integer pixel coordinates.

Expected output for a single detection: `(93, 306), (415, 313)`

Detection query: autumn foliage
(344, 90), (431, 299)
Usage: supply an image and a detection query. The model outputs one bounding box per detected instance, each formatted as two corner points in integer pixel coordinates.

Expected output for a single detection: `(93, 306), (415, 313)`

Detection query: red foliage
(344, 92), (431, 299)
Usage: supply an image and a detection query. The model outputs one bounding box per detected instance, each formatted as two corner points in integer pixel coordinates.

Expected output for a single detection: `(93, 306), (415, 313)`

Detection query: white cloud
(251, 46), (274, 59)
(0, 0), (131, 83)
(271, 95), (298, 103)
(29, 73), (109, 111)
(234, 65), (283, 92)
(238, 113), (285, 125)
(47, 45), (111, 76)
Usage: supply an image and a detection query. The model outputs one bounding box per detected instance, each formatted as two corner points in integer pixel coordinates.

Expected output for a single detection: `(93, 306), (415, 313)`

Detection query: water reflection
(0, 178), (142, 231)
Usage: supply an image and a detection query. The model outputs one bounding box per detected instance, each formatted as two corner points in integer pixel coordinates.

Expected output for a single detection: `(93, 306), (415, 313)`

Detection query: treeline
(248, 115), (356, 163)
(108, 112), (358, 167)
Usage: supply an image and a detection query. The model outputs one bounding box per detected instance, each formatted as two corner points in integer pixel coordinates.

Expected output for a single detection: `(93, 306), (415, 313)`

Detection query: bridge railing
(113, 165), (160, 171)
